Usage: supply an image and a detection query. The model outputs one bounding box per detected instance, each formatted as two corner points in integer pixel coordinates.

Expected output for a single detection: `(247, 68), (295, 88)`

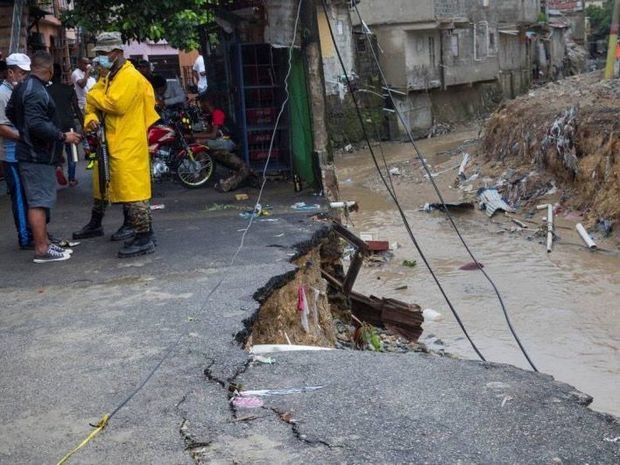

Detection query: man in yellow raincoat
(72, 32), (160, 258)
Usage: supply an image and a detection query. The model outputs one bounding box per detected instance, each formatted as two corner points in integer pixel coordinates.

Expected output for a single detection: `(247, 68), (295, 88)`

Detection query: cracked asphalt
(1, 168), (618, 465)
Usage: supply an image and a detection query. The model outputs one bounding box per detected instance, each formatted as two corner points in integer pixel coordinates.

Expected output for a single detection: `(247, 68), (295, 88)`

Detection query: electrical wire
(320, 0), (486, 362)
(57, 2), (305, 462)
(350, 2), (538, 372)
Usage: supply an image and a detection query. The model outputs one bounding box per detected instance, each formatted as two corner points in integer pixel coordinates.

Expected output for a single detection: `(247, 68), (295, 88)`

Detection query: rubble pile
(482, 72), (620, 223)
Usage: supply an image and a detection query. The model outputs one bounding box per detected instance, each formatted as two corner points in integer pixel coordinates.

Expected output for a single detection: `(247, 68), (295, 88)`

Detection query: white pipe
(576, 223), (597, 249)
(546, 204), (554, 253)
(458, 153), (470, 177)
(537, 204), (553, 252)
(70, 128), (78, 164)
(330, 201), (357, 209)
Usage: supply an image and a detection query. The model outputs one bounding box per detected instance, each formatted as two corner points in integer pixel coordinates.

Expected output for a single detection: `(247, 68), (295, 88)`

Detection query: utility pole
(604, 0), (620, 79)
(302, 0), (339, 200)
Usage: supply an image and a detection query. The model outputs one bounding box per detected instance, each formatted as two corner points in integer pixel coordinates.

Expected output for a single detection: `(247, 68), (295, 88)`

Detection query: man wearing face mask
(1, 53), (32, 250)
(6, 51), (82, 263)
(73, 32), (159, 258)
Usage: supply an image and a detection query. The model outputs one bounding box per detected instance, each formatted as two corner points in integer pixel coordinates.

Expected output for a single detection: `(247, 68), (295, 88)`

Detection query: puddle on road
(336, 132), (620, 417)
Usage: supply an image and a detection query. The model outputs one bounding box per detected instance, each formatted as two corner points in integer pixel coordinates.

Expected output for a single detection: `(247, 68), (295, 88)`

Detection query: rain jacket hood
(84, 60), (159, 202)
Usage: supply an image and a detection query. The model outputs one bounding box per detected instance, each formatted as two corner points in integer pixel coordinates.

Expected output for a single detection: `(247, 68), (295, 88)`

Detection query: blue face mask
(98, 55), (113, 69)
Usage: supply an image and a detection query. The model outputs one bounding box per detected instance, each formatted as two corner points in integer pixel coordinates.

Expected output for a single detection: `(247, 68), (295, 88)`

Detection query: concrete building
(124, 41), (199, 86)
(353, 0), (542, 135)
(547, 0), (587, 44)
(0, 0), (78, 82)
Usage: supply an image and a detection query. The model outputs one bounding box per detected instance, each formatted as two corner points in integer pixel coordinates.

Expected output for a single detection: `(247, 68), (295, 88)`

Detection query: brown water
(336, 132), (620, 417)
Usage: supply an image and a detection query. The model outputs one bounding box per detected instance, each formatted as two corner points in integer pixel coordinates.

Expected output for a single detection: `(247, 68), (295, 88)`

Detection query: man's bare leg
(28, 207), (49, 256)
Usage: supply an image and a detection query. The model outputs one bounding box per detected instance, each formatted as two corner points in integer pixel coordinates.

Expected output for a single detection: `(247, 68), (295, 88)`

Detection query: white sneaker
(33, 246), (72, 264)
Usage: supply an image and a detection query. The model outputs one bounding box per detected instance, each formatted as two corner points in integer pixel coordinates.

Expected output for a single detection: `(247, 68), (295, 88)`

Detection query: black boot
(123, 228), (156, 247)
(112, 206), (135, 242)
(111, 223), (135, 242)
(73, 211), (104, 239)
(118, 232), (155, 258)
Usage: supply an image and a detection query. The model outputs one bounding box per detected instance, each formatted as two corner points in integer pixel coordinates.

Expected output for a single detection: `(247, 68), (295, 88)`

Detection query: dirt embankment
(482, 72), (620, 224)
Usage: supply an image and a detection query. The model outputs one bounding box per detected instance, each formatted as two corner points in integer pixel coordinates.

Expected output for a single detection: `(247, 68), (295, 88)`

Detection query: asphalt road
(0, 169), (618, 465)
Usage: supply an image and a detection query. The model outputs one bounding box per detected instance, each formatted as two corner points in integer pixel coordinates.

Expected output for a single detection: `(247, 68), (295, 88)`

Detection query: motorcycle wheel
(176, 149), (215, 188)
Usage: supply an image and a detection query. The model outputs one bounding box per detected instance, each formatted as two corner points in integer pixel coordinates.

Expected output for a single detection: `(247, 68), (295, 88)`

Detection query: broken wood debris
(322, 269), (423, 342)
(327, 223), (424, 342)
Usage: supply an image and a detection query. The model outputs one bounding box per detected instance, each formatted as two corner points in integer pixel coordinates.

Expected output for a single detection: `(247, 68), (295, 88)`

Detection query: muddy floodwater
(336, 131), (620, 417)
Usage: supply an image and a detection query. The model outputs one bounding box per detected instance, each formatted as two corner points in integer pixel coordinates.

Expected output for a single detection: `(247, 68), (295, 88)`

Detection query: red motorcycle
(148, 110), (214, 188)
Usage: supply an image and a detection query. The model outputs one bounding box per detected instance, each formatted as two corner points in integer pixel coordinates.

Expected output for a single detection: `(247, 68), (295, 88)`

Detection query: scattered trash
(238, 386), (325, 397)
(231, 396), (264, 409)
(389, 167), (401, 176)
(389, 241), (400, 250)
(259, 218), (280, 222)
(354, 322), (383, 351)
(478, 188), (515, 217)
(402, 259), (417, 268)
(505, 214), (528, 229)
(366, 240), (390, 253)
(423, 201), (474, 213)
(235, 193), (249, 201)
(240, 203), (272, 219)
(278, 411), (297, 424)
(291, 202), (321, 211)
(459, 262), (484, 271)
(394, 285), (408, 291)
(206, 203), (237, 212)
(576, 223), (597, 249)
(341, 178), (353, 184)
(150, 204), (165, 210)
(249, 345), (334, 354)
(425, 121), (454, 138)
(344, 144), (354, 153)
(424, 162), (461, 179)
(274, 233), (285, 238)
(251, 355), (276, 365)
(603, 437), (620, 443)
(423, 308), (443, 322)
(501, 395), (514, 408)
(458, 152), (470, 180)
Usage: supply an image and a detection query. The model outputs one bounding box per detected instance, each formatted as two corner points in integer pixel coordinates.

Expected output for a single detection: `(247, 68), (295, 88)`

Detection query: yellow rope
(56, 414), (110, 465)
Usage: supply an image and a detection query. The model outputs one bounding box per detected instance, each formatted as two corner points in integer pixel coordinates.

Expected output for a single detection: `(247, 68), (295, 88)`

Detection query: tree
(61, 0), (226, 51)
(586, 0), (614, 42)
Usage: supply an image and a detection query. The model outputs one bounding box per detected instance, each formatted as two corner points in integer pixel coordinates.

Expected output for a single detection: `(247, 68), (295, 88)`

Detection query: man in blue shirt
(0, 53), (31, 249)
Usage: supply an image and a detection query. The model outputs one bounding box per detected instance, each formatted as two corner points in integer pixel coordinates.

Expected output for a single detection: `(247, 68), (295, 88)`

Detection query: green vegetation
(586, 0), (615, 42)
(61, 0), (228, 50)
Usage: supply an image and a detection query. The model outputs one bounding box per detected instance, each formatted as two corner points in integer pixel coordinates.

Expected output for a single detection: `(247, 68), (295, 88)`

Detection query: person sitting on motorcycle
(194, 91), (251, 192)
(152, 74), (186, 112)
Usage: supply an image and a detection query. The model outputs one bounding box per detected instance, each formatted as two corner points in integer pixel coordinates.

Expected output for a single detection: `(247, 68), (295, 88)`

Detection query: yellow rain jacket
(84, 60), (159, 202)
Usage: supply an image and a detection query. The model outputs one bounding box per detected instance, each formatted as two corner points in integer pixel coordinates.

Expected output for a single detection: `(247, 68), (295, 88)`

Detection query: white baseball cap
(6, 53), (31, 71)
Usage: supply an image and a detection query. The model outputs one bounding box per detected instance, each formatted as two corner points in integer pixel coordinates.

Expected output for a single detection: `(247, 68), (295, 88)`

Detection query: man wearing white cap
(0, 53), (32, 249)
(7, 51), (82, 263)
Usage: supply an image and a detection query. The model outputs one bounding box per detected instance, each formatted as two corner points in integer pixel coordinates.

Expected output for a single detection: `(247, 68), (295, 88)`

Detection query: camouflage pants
(93, 199), (152, 233)
(210, 149), (250, 192)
